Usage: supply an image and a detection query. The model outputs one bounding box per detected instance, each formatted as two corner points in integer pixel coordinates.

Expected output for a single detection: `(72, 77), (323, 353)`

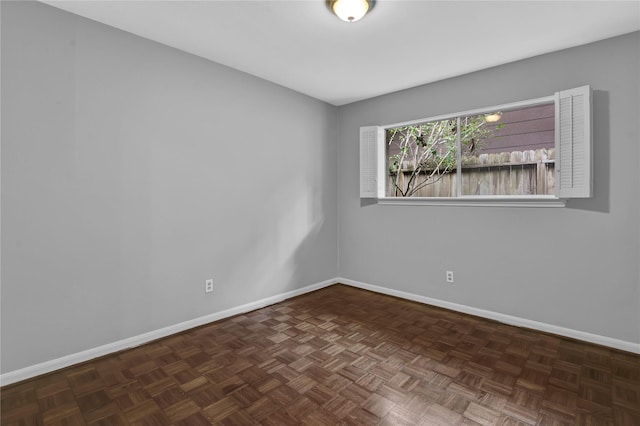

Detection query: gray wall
(2, 1), (638, 377)
(1, 1), (338, 373)
(338, 32), (640, 344)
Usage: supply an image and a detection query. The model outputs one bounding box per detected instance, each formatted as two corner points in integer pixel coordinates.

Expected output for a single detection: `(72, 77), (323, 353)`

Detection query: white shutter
(556, 85), (592, 198)
(359, 126), (383, 198)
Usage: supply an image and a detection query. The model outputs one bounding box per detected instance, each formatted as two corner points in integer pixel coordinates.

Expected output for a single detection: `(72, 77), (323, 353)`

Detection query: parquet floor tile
(2, 284), (639, 425)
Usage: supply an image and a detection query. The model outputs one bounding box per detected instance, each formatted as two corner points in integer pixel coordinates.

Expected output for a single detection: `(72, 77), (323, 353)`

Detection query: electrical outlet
(205, 279), (214, 293)
(446, 271), (454, 283)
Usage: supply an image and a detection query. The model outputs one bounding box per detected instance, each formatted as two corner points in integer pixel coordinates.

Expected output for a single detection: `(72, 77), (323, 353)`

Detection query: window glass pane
(386, 120), (458, 197)
(460, 103), (555, 196)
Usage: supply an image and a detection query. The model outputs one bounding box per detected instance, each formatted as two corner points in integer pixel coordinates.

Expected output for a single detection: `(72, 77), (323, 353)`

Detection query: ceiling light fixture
(328, 0), (374, 23)
(484, 112), (502, 123)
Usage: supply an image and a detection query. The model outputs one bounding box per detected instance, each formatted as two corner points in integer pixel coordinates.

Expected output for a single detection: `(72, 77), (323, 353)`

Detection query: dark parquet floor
(2, 284), (639, 425)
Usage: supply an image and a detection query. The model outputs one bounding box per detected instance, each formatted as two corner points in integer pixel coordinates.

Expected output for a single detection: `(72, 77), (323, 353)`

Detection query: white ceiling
(43, 0), (640, 106)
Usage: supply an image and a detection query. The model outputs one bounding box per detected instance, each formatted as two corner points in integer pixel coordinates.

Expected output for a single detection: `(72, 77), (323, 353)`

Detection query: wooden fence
(387, 149), (555, 197)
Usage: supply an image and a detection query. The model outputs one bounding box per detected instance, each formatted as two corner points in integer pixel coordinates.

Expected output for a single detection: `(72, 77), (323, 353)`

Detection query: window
(360, 86), (592, 205)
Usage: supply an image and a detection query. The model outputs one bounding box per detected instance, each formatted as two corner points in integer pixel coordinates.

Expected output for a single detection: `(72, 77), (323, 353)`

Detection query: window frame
(360, 86), (592, 207)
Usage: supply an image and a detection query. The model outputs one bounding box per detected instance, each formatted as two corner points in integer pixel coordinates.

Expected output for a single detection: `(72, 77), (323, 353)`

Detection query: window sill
(376, 196), (566, 208)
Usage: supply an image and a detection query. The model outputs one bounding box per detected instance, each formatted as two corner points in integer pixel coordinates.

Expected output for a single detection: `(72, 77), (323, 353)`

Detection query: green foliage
(387, 114), (499, 197)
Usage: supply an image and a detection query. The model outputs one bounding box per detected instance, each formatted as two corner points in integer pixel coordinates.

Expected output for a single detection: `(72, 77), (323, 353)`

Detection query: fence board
(386, 149), (555, 197)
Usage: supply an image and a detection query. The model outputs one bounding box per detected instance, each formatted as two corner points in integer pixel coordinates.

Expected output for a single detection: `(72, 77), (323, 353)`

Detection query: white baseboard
(337, 277), (640, 354)
(3, 276), (638, 386)
(0, 278), (337, 386)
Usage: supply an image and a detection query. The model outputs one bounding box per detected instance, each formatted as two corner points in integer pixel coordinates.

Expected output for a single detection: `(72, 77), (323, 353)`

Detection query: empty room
(1, 0), (639, 425)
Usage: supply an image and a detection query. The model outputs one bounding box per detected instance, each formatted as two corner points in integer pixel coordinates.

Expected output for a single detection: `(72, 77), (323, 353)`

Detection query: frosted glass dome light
(331, 0), (371, 23)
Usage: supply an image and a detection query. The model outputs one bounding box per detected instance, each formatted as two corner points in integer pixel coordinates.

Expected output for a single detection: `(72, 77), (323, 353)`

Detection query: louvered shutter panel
(556, 85), (592, 198)
(360, 126), (382, 198)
